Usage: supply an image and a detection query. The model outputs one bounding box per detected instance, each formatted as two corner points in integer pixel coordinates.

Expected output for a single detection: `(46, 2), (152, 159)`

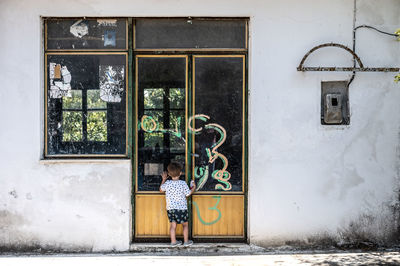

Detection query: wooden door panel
(135, 195), (183, 237)
(192, 195), (244, 237)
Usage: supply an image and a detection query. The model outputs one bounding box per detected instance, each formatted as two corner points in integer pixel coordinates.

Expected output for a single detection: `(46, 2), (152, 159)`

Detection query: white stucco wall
(0, 0), (399, 251)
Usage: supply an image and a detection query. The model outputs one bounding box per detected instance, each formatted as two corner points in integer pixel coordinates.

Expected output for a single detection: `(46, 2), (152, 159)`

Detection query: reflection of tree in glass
(88, 111), (107, 142)
(62, 111), (82, 141)
(88, 90), (106, 109)
(142, 88), (185, 148)
(62, 90), (82, 109)
(144, 88), (163, 109)
(169, 88), (184, 108)
(144, 88), (184, 109)
(144, 132), (163, 148)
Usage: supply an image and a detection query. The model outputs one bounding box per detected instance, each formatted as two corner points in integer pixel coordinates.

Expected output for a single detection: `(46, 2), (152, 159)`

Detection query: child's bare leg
(183, 222), (189, 243)
(170, 222), (177, 243)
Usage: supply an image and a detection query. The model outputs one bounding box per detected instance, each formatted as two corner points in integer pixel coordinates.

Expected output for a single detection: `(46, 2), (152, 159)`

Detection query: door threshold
(129, 243), (266, 255)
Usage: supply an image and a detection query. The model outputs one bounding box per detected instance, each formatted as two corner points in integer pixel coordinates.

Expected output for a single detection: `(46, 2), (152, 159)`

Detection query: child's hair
(167, 162), (182, 177)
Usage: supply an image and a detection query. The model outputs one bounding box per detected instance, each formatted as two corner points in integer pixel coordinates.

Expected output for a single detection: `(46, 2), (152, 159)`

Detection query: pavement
(1, 243), (400, 265)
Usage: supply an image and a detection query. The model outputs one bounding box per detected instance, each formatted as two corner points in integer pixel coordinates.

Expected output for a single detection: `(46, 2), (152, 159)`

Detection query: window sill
(39, 158), (131, 164)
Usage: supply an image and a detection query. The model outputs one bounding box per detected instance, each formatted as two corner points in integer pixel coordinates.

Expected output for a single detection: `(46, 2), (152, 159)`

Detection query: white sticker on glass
(49, 63), (72, 99)
(97, 19), (117, 27)
(70, 20), (89, 38)
(99, 65), (124, 103)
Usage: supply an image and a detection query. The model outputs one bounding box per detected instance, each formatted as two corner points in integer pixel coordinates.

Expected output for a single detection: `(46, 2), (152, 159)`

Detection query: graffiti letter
(140, 115), (157, 132)
(188, 114), (210, 134)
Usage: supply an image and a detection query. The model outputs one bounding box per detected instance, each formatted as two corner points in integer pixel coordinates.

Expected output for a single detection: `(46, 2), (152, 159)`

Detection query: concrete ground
(1, 244), (400, 265)
(1, 252), (400, 265)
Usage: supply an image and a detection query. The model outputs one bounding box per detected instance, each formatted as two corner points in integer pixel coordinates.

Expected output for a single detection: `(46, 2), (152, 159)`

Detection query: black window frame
(43, 17), (129, 158)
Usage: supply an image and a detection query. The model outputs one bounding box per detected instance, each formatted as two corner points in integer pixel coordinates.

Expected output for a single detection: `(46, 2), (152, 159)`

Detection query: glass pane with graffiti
(193, 56), (244, 192)
(137, 57), (187, 191)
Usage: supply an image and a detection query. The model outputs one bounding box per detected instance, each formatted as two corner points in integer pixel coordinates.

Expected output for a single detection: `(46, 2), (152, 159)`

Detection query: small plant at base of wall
(395, 73), (400, 83)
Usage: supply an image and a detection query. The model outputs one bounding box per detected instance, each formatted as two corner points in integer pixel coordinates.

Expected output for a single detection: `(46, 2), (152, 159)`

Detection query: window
(135, 18), (247, 50)
(44, 18), (128, 157)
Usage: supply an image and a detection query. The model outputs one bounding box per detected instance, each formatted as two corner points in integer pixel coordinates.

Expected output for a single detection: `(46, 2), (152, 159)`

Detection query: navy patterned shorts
(167, 209), (188, 224)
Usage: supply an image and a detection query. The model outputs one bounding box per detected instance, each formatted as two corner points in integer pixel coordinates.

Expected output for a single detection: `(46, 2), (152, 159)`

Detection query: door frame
(131, 18), (249, 242)
(131, 52), (248, 242)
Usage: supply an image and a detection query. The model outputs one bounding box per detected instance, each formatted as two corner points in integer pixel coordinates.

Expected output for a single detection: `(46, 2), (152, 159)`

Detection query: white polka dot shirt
(160, 180), (191, 210)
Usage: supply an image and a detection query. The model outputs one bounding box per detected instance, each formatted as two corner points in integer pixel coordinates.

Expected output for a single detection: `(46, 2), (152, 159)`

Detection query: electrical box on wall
(321, 81), (349, 125)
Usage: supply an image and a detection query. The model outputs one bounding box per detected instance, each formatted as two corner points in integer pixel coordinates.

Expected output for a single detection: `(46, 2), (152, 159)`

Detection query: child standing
(159, 162), (196, 247)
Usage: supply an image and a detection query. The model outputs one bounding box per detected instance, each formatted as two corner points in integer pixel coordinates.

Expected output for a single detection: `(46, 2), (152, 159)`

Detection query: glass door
(135, 55), (188, 238)
(134, 54), (246, 240)
(191, 55), (245, 239)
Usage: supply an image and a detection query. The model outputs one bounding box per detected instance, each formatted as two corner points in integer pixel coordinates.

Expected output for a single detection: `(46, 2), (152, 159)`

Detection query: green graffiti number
(193, 196), (222, 225)
(194, 165), (209, 191)
(203, 123), (232, 191)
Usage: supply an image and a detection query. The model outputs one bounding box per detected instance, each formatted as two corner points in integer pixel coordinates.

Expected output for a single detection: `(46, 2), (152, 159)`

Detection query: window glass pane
(144, 132), (163, 148)
(144, 88), (164, 109)
(46, 53), (126, 155)
(62, 111), (82, 142)
(135, 19), (247, 49)
(137, 57), (186, 191)
(46, 18), (127, 50)
(193, 56), (244, 192)
(62, 90), (82, 109)
(87, 89), (107, 109)
(87, 111), (107, 142)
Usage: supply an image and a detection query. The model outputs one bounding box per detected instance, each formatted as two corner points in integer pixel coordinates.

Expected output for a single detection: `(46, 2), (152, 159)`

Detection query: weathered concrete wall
(249, 0), (400, 247)
(0, 0), (399, 251)
(0, 160), (131, 252)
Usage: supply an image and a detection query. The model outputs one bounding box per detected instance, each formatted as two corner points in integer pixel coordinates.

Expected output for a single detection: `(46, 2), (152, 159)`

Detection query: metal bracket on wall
(297, 43), (399, 72)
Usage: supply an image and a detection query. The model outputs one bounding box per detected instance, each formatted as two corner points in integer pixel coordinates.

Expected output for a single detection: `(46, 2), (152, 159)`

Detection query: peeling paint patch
(8, 190), (17, 198)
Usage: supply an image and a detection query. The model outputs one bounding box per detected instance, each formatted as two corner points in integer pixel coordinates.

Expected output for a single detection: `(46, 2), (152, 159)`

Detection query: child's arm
(186, 181), (196, 197)
(159, 171), (168, 193)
